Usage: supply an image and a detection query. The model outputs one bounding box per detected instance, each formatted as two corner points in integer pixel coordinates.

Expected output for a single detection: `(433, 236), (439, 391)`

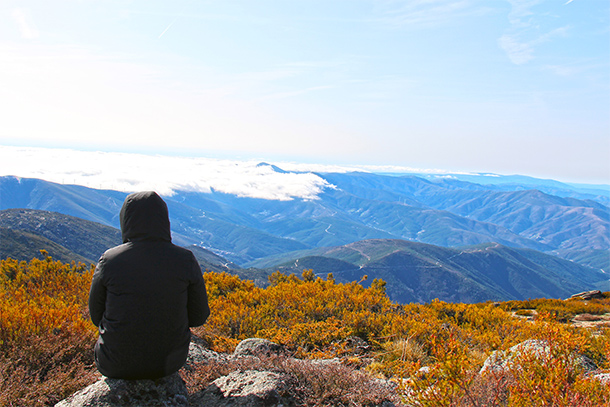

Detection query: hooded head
(119, 191), (171, 243)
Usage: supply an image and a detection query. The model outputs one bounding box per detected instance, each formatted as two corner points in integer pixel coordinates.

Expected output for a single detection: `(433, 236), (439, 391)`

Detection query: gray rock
(480, 340), (598, 375)
(593, 372), (610, 385)
(342, 336), (371, 355)
(55, 372), (188, 407)
(232, 338), (285, 358)
(569, 290), (604, 300)
(190, 370), (297, 407)
(186, 341), (227, 367)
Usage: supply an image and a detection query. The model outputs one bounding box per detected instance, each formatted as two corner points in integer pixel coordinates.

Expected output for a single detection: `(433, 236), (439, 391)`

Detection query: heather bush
(183, 354), (400, 406)
(2, 257), (609, 406)
(0, 253), (98, 406)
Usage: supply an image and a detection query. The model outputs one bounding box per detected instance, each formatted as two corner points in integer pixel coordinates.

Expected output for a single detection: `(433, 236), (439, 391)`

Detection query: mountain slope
(0, 227), (91, 264)
(0, 176), (126, 227)
(1, 174), (607, 269)
(0, 208), (122, 264)
(249, 239), (608, 303)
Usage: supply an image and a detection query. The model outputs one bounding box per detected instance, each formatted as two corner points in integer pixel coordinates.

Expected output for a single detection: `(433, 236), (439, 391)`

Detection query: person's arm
(88, 257), (107, 327)
(187, 256), (210, 327)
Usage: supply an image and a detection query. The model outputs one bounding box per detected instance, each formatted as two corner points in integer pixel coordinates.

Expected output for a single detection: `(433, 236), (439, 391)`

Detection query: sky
(0, 0), (609, 186)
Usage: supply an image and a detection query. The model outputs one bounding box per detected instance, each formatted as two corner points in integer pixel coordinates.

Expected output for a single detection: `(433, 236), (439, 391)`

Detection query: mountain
(1, 173), (608, 270)
(0, 227), (92, 264)
(248, 239), (608, 304)
(0, 209), (122, 263)
(1, 206), (606, 304)
(0, 208), (255, 278)
(0, 209), (121, 264)
(0, 176), (127, 226)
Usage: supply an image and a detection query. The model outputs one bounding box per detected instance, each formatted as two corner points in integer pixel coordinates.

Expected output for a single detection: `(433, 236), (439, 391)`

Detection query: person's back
(89, 191), (210, 380)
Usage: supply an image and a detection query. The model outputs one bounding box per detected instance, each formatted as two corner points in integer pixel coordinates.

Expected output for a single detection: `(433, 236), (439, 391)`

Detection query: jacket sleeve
(88, 257), (107, 327)
(187, 255), (210, 327)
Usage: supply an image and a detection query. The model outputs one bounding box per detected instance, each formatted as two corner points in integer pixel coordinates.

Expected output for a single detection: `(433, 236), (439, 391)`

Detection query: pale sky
(0, 0), (608, 184)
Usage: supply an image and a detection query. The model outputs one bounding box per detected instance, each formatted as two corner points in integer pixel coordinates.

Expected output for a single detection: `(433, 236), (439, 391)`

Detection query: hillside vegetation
(0, 209), (122, 263)
(1, 255), (609, 406)
(249, 239), (608, 303)
(2, 208), (606, 304)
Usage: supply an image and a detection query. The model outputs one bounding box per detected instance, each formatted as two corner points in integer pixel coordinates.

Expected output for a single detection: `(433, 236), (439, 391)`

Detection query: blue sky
(0, 0), (608, 184)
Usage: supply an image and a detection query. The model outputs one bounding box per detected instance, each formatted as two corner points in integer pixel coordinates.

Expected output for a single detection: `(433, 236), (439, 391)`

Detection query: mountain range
(1, 170), (608, 302)
(1, 171), (607, 269)
(0, 207), (606, 303)
(249, 239), (608, 303)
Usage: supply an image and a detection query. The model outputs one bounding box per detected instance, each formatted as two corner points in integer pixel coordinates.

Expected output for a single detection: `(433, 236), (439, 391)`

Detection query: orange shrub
(0, 254), (99, 405)
(1, 256), (609, 406)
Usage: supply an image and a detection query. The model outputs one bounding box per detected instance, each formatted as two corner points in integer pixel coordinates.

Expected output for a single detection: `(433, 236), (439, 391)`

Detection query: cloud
(499, 24), (570, 65)
(11, 8), (39, 39)
(0, 146), (334, 200)
(499, 0), (574, 65)
(498, 34), (534, 65)
(0, 146), (471, 200)
(375, 0), (490, 28)
(258, 85), (334, 101)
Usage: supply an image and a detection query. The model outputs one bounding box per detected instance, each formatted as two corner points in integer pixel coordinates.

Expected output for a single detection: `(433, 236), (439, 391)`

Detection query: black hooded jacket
(89, 191), (210, 380)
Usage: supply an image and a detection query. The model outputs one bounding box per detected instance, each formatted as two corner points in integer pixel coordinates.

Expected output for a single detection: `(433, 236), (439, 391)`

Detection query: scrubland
(1, 254), (609, 406)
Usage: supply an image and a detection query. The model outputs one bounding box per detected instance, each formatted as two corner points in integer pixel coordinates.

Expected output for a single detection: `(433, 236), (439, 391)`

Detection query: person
(88, 191), (210, 380)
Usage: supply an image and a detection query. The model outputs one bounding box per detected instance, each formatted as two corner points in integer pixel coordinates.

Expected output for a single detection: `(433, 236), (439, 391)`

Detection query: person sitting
(89, 191), (210, 380)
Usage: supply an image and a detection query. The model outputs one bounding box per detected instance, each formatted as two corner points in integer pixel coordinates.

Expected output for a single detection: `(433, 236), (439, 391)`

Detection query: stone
(232, 338), (285, 358)
(593, 372), (610, 385)
(186, 341), (227, 367)
(480, 339), (598, 375)
(190, 370), (297, 407)
(569, 290), (604, 301)
(55, 372), (188, 407)
(342, 336), (371, 355)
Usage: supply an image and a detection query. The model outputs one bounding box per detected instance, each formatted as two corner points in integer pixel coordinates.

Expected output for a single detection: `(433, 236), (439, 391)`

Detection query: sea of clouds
(0, 146), (460, 200)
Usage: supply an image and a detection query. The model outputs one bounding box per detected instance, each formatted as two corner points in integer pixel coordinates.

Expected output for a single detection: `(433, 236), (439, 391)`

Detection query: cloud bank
(0, 146), (333, 200)
(0, 146), (471, 200)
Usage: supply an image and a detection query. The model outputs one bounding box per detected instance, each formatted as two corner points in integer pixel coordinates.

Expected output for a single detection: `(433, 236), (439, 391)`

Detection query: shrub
(2, 257), (609, 406)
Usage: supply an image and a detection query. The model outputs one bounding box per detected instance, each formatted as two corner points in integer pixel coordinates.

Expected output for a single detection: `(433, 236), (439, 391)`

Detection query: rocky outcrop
(55, 372), (188, 407)
(231, 337), (286, 358)
(56, 337), (399, 407)
(480, 339), (598, 375)
(191, 370), (298, 407)
(186, 340), (227, 367)
(569, 290), (604, 300)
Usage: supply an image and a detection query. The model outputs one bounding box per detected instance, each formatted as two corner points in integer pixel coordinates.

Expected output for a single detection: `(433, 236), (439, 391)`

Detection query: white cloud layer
(0, 146), (471, 200)
(0, 146), (333, 200)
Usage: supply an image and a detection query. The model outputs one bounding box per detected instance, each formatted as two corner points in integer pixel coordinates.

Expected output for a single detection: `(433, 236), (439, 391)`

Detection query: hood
(120, 191), (171, 243)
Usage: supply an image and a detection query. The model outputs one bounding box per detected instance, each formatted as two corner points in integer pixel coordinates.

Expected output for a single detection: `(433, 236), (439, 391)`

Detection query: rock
(342, 336), (371, 355)
(593, 372), (610, 385)
(480, 340), (598, 375)
(569, 290), (604, 300)
(186, 341), (227, 367)
(55, 372), (188, 407)
(232, 338), (285, 358)
(190, 370), (297, 407)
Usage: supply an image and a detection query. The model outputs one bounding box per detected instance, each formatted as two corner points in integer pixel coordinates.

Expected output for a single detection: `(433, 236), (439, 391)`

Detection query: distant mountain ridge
(0, 208), (606, 303)
(248, 238), (607, 303)
(1, 173), (608, 271)
(0, 208), (121, 263)
(0, 208), (249, 276)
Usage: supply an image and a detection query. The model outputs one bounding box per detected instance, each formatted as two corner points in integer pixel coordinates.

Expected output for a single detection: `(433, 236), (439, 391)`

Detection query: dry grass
(181, 354), (400, 407)
(2, 258), (610, 406)
(0, 330), (99, 406)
